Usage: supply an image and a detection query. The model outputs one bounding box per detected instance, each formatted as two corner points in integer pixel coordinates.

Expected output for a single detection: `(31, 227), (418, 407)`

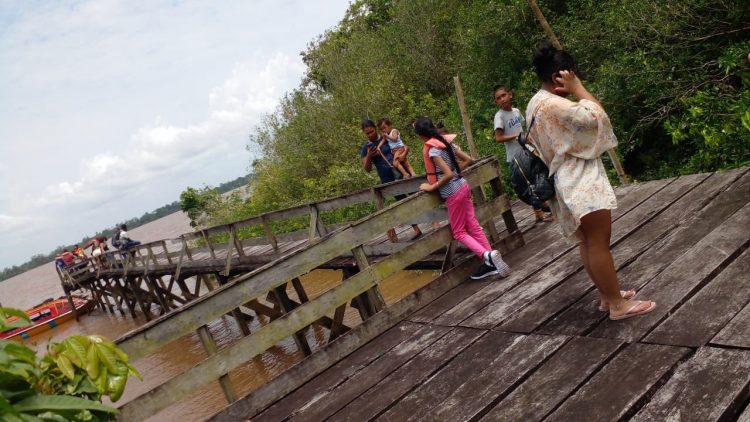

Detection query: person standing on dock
(492, 84), (553, 223)
(360, 119), (423, 241)
(414, 116), (511, 280)
(526, 45), (655, 320)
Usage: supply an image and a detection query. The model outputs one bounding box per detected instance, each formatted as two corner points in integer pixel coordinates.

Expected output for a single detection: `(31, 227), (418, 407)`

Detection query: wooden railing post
(201, 230), (217, 259)
(352, 245), (385, 314)
(272, 284), (312, 356)
(308, 204), (328, 241)
(230, 224), (245, 258)
(489, 175), (520, 235)
(260, 215), (279, 251)
(372, 188), (398, 243)
(196, 325), (238, 403)
(224, 228), (237, 277)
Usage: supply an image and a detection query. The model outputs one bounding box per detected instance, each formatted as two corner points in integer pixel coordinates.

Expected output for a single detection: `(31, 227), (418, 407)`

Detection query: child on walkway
(377, 118), (416, 178)
(493, 84), (553, 223)
(414, 116), (510, 280)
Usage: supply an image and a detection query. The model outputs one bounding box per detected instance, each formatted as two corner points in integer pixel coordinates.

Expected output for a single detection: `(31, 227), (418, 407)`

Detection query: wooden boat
(0, 296), (94, 341)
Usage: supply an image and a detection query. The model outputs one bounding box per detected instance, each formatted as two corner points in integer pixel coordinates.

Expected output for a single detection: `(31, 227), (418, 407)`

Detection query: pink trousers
(445, 183), (491, 259)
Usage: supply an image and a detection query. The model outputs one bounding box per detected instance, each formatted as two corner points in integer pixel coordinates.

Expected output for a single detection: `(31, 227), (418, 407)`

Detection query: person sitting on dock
(72, 245), (86, 259)
(113, 224), (141, 250)
(55, 249), (76, 268)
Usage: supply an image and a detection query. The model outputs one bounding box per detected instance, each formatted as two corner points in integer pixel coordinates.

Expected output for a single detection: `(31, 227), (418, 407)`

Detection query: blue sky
(0, 0), (352, 268)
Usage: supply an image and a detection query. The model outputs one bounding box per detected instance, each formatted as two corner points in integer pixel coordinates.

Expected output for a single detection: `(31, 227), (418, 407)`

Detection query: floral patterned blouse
(526, 89), (618, 241)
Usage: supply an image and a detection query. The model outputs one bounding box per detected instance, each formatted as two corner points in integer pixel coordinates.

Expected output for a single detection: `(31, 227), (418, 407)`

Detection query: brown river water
(1, 211), (436, 421)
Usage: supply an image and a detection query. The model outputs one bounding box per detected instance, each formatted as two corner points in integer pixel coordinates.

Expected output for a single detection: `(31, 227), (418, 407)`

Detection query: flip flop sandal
(598, 289), (637, 311)
(609, 300), (656, 321)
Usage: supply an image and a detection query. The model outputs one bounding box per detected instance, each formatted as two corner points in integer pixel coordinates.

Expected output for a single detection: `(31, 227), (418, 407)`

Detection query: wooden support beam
(201, 230), (217, 259)
(272, 284), (313, 356)
(291, 278), (309, 303)
(328, 304), (347, 342)
(161, 241), (173, 265)
(260, 215), (278, 252)
(372, 188), (398, 243)
(352, 245), (386, 314)
(197, 325), (238, 403)
(224, 230), (236, 277)
(231, 225), (245, 258)
(441, 240), (459, 273)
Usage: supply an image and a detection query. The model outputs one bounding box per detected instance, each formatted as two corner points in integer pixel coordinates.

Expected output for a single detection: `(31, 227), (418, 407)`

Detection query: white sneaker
(490, 250), (511, 278)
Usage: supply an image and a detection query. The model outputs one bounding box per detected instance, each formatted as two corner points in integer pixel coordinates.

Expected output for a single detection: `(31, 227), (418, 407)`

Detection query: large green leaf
(93, 346), (117, 375)
(13, 394), (116, 413)
(54, 356), (74, 381)
(84, 346), (98, 380)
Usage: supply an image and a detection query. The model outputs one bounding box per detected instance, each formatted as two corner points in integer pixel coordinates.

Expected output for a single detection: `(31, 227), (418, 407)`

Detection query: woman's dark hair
(532, 44), (579, 83)
(361, 119), (376, 130)
(413, 117), (461, 177)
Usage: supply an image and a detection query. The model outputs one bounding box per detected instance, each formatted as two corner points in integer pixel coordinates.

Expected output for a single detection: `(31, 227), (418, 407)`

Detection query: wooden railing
(108, 157), (519, 420)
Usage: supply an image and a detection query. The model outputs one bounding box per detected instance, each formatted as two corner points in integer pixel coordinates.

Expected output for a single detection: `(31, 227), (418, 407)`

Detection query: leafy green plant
(0, 307), (141, 421)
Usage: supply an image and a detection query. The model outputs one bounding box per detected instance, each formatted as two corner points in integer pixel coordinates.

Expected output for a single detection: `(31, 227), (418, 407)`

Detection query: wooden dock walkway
(210, 166), (750, 421)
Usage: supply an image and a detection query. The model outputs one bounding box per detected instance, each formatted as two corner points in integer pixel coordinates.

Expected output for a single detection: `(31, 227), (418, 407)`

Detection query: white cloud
(0, 0), (350, 269)
(32, 53), (303, 210)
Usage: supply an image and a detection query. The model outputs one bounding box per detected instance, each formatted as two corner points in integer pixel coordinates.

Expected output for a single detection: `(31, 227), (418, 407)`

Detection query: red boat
(0, 296), (94, 341)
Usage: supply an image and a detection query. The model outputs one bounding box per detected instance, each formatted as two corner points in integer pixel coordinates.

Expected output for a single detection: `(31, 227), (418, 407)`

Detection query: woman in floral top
(526, 45), (655, 320)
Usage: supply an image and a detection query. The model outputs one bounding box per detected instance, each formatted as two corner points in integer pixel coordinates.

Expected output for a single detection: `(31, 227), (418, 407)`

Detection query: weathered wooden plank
(537, 168), (750, 336)
(411, 334), (570, 422)
(407, 275), (491, 323)
(739, 404), (750, 422)
(431, 177), (674, 327)
(501, 170), (724, 333)
(375, 331), (521, 422)
(590, 201), (750, 342)
(327, 326), (485, 422)
(209, 234), (484, 422)
(479, 336), (622, 422)
(284, 325), (452, 422)
(711, 301), (750, 349)
(251, 321), (425, 422)
(545, 343), (690, 422)
(645, 248), (750, 347)
(631, 347), (750, 422)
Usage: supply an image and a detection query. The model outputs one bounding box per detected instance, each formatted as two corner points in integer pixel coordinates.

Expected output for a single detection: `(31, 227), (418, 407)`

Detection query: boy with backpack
(493, 84), (553, 223)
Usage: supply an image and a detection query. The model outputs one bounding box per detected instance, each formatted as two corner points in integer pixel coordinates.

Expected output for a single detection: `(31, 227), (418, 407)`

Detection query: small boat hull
(1, 297), (94, 341)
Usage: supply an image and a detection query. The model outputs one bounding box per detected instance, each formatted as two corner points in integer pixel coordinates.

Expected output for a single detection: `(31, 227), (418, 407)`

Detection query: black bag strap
(517, 117), (536, 148)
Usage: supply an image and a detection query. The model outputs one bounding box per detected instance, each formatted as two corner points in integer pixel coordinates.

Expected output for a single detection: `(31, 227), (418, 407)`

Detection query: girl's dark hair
(532, 44), (579, 83)
(413, 117), (461, 177)
(376, 117), (392, 127)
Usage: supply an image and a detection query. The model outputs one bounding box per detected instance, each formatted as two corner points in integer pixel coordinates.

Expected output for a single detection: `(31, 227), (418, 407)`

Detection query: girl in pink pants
(415, 117), (510, 280)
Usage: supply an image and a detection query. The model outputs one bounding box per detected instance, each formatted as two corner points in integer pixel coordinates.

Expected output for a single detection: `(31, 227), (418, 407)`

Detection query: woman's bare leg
(578, 210), (654, 318)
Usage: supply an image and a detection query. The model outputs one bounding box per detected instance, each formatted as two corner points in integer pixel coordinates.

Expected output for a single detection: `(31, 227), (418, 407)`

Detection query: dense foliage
(0, 308), (140, 421)
(217, 0), (747, 227)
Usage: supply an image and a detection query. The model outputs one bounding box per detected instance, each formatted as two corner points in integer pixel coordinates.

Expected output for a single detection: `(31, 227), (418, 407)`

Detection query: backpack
(509, 117), (555, 208)
(112, 231), (122, 248)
